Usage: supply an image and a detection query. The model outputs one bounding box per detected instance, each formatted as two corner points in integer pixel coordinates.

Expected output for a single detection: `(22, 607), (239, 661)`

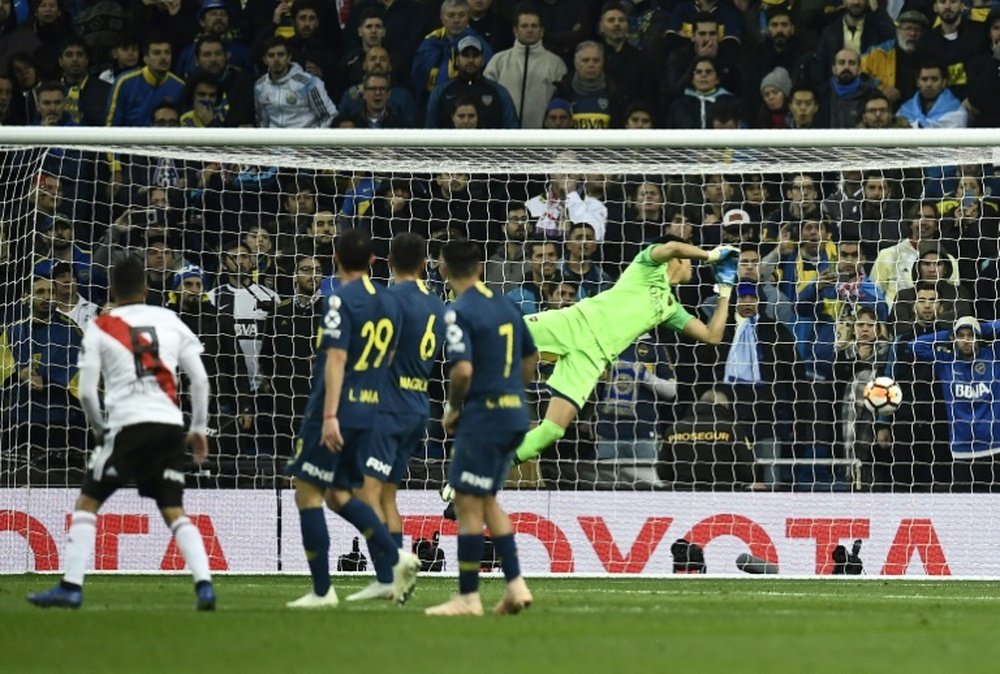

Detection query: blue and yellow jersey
(445, 282), (535, 429)
(381, 280), (446, 417)
(105, 66), (185, 127)
(303, 275), (401, 429)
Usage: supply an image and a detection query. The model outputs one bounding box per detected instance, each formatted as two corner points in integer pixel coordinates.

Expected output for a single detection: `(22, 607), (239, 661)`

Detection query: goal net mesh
(2, 132), (999, 574)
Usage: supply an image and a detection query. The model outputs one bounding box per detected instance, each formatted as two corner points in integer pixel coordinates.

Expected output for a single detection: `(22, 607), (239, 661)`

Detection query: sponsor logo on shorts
(459, 471), (493, 490)
(163, 469), (185, 484)
(365, 456), (392, 476)
(302, 462), (334, 482)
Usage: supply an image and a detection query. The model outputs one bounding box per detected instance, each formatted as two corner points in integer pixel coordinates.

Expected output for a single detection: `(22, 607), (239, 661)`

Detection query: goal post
(3, 127), (1000, 577)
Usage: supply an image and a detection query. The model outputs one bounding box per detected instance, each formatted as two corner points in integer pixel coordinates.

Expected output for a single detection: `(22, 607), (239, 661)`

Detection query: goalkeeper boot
(425, 593), (484, 617)
(27, 584), (82, 609)
(195, 581), (216, 611)
(391, 550), (421, 605)
(493, 576), (533, 616)
(286, 588), (340, 609)
(346, 581), (394, 602)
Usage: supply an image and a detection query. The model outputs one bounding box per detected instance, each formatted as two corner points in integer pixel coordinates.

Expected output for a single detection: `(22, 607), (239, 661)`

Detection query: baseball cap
(546, 97), (571, 113)
(954, 316), (982, 335)
(457, 36), (483, 53)
(897, 10), (929, 28)
(198, 0), (229, 19)
(723, 208), (752, 226)
(173, 264), (206, 289)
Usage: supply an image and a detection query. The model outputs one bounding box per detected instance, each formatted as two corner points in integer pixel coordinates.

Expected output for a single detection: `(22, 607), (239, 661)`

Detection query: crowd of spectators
(3, 0), (1000, 130)
(3, 0), (1000, 493)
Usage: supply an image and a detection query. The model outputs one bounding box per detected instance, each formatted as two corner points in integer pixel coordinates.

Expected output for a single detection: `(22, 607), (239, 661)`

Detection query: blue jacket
(425, 74), (517, 129)
(6, 313), (83, 424)
(105, 67), (185, 127)
(912, 320), (1000, 458)
(411, 26), (494, 94)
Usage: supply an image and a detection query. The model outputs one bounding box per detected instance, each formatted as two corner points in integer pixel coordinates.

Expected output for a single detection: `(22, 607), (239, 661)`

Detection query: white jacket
(254, 63), (337, 129)
(483, 40), (567, 129)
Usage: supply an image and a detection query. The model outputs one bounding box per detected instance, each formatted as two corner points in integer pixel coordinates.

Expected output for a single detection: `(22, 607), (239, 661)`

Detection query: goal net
(3, 127), (1000, 577)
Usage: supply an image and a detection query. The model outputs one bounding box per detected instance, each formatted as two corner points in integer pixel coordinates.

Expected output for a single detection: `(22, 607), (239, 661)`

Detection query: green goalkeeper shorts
(524, 306), (610, 409)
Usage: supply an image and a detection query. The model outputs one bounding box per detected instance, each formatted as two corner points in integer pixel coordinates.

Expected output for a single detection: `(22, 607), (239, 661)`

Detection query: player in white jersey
(27, 257), (217, 611)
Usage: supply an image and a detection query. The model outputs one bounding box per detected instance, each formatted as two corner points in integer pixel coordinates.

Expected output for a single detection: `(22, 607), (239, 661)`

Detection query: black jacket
(166, 297), (253, 417)
(259, 295), (321, 418)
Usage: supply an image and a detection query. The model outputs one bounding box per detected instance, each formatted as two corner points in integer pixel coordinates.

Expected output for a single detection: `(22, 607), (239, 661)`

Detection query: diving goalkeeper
(513, 236), (739, 464)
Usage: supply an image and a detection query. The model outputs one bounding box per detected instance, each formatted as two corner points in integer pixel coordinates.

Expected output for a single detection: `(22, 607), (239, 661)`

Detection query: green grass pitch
(2, 575), (999, 673)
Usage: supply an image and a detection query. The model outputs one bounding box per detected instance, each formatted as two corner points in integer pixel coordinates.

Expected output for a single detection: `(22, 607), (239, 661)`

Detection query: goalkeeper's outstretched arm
(680, 286), (731, 346)
(650, 241), (734, 265)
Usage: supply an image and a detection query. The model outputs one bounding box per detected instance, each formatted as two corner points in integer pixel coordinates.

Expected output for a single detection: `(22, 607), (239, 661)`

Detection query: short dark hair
(863, 90), (891, 109)
(358, 6), (384, 23)
(915, 279), (940, 294)
(389, 232), (426, 274)
(262, 35), (290, 53)
(111, 256), (148, 298)
(363, 71), (391, 89)
(142, 35), (172, 56)
(790, 84), (818, 101)
(195, 34), (226, 57)
(35, 80), (64, 97)
(691, 11), (718, 29)
(710, 98), (742, 125)
(526, 238), (560, 258)
(513, 2), (542, 27)
(184, 70), (221, 107)
(293, 0), (321, 17)
(440, 240), (481, 279)
(917, 61), (946, 79)
(337, 228), (373, 272)
(58, 36), (89, 59)
(151, 101), (180, 121)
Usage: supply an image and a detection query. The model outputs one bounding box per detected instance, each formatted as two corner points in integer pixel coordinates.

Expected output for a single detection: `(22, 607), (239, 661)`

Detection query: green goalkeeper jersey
(576, 245), (693, 360)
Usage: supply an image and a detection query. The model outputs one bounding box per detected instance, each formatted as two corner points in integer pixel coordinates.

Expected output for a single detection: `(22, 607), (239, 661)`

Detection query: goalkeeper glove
(706, 245), (740, 265)
(713, 256), (739, 287)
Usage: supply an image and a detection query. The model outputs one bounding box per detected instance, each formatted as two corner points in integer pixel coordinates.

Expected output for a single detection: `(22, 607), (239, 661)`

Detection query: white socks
(63, 511), (98, 586)
(170, 516), (212, 584)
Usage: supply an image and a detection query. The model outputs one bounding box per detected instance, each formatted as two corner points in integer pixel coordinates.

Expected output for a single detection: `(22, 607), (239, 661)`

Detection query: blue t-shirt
(912, 321), (1000, 458)
(381, 280), (447, 417)
(445, 282), (536, 430)
(302, 275), (401, 429)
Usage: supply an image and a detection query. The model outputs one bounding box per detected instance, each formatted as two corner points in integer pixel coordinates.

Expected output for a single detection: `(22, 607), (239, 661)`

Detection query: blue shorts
(447, 427), (526, 496)
(367, 412), (427, 484)
(284, 422), (373, 491)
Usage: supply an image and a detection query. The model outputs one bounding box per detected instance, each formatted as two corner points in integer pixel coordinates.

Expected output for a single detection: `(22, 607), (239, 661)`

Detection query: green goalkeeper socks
(514, 419), (566, 463)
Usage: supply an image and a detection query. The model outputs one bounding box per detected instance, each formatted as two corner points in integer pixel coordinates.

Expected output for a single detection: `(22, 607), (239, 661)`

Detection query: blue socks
(457, 534), (485, 594)
(299, 508), (330, 597)
(391, 531), (403, 548)
(492, 534), (521, 582)
(338, 498), (399, 582)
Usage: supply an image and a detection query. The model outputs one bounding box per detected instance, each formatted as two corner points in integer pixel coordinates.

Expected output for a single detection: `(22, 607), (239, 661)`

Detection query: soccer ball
(863, 376), (903, 415)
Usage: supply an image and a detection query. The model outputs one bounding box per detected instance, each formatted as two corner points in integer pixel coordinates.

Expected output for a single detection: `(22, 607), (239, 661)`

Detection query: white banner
(2, 489), (998, 576)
